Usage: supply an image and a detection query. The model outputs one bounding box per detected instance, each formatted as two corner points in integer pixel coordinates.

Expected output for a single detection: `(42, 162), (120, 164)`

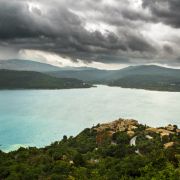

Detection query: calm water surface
(0, 85), (180, 152)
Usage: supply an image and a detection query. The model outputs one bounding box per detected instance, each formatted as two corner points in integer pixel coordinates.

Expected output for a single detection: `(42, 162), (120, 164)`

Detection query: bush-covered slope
(109, 74), (180, 91)
(0, 70), (91, 89)
(0, 119), (179, 179)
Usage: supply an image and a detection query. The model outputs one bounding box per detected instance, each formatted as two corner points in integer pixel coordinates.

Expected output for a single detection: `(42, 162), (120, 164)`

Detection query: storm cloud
(142, 0), (180, 28)
(0, 0), (180, 67)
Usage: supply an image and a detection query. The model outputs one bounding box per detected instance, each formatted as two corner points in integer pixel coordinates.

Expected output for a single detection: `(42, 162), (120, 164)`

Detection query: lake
(0, 85), (180, 152)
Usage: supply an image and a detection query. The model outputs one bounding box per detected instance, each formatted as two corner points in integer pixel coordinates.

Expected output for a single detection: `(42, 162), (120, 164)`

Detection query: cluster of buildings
(94, 118), (179, 148)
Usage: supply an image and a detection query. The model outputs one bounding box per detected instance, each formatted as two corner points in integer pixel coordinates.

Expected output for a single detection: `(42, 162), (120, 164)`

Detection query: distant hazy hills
(109, 75), (180, 91)
(48, 64), (180, 83)
(0, 70), (91, 89)
(0, 59), (64, 72)
(1, 59), (180, 91)
(0, 59), (95, 72)
(115, 65), (180, 78)
(106, 66), (180, 91)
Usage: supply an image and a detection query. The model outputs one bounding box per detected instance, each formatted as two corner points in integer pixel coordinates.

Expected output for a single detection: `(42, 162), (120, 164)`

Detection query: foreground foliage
(0, 123), (179, 180)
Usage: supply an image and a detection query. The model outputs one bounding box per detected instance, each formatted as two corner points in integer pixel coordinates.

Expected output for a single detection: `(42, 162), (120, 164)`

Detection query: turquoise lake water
(0, 85), (180, 152)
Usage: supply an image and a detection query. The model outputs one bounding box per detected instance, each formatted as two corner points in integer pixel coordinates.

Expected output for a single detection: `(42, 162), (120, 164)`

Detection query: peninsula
(0, 70), (91, 89)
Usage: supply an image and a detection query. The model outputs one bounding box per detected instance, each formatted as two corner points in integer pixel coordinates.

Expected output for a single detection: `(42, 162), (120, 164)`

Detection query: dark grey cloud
(0, 0), (83, 39)
(163, 45), (174, 55)
(142, 0), (180, 28)
(0, 0), (180, 66)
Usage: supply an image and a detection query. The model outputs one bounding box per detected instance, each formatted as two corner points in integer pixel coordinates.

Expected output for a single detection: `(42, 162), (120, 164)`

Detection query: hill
(0, 59), (97, 72)
(2, 59), (180, 91)
(0, 118), (179, 179)
(49, 65), (180, 82)
(108, 66), (180, 91)
(0, 59), (65, 72)
(0, 70), (91, 89)
(49, 65), (180, 91)
(109, 74), (180, 91)
(114, 65), (180, 78)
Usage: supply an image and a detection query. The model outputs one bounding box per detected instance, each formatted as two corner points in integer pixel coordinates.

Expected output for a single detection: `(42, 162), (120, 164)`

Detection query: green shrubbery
(0, 125), (179, 179)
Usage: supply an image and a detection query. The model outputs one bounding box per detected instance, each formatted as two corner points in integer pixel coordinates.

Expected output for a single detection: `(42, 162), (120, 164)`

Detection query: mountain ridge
(0, 59), (98, 72)
(2, 59), (180, 91)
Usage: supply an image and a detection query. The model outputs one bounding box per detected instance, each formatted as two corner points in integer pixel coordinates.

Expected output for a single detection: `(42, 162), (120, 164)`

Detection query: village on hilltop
(94, 118), (180, 149)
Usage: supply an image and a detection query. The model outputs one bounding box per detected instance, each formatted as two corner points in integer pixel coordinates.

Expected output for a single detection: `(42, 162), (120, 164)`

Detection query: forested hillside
(0, 70), (91, 89)
(0, 119), (179, 179)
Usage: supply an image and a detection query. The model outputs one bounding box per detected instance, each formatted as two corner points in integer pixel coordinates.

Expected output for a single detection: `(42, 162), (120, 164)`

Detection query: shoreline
(1, 118), (179, 153)
(0, 83), (180, 92)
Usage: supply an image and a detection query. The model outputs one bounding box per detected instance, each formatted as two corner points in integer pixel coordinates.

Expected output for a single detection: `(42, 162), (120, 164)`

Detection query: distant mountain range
(107, 65), (180, 91)
(109, 74), (180, 91)
(48, 64), (180, 83)
(0, 59), (62, 72)
(1, 59), (180, 91)
(0, 59), (93, 72)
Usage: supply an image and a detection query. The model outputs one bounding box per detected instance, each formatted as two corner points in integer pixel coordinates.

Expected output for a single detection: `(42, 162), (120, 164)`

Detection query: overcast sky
(0, 0), (180, 69)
